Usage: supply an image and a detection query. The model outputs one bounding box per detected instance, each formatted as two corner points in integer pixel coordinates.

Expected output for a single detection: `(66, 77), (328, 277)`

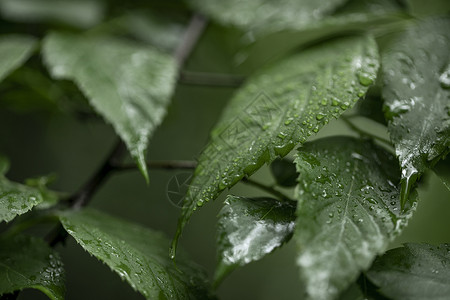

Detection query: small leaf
(25, 175), (61, 209)
(433, 156), (450, 192)
(294, 136), (416, 300)
(43, 32), (178, 182)
(0, 0), (105, 28)
(0, 158), (44, 223)
(172, 35), (379, 256)
(270, 158), (298, 187)
(0, 234), (65, 300)
(189, 0), (350, 35)
(382, 18), (450, 206)
(215, 195), (295, 285)
(0, 35), (36, 83)
(60, 208), (213, 300)
(366, 243), (450, 300)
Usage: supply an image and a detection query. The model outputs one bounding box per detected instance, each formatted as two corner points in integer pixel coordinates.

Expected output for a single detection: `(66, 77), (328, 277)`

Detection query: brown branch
(174, 14), (208, 67)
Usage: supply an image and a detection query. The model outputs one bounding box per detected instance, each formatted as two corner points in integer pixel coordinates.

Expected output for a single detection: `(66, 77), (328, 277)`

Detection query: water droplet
(439, 68), (450, 89)
(316, 113), (325, 120)
(358, 72), (374, 86)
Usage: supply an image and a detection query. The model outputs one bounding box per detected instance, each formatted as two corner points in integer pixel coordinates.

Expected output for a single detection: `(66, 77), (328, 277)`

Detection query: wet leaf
(0, 156), (44, 223)
(0, 234), (65, 300)
(25, 175), (61, 209)
(366, 243), (450, 300)
(270, 158), (298, 187)
(188, 0), (348, 35)
(0, 0), (105, 28)
(43, 32), (178, 182)
(433, 156), (450, 192)
(214, 195), (295, 285)
(294, 136), (416, 300)
(172, 35), (379, 256)
(382, 18), (450, 206)
(60, 208), (213, 300)
(0, 35), (36, 83)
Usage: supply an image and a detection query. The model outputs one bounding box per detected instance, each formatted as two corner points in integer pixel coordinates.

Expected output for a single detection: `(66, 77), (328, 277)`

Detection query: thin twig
(341, 116), (392, 146)
(45, 140), (127, 247)
(241, 177), (293, 203)
(174, 14), (208, 67)
(178, 71), (245, 88)
(113, 160), (197, 171)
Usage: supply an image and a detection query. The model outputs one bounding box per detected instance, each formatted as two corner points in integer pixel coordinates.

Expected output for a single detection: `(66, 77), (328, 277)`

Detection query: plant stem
(174, 14), (208, 67)
(113, 160), (198, 171)
(241, 177), (293, 203)
(46, 140), (126, 247)
(341, 116), (392, 146)
(178, 71), (245, 88)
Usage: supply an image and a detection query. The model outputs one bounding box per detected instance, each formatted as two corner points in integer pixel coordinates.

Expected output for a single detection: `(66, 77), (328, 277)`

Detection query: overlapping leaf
(382, 18), (450, 205)
(294, 137), (416, 300)
(60, 209), (213, 300)
(270, 158), (298, 187)
(43, 32), (178, 181)
(189, 0), (349, 34)
(0, 35), (36, 83)
(0, 0), (104, 28)
(172, 35), (379, 255)
(0, 234), (65, 300)
(0, 156), (44, 223)
(215, 195), (295, 284)
(366, 243), (450, 300)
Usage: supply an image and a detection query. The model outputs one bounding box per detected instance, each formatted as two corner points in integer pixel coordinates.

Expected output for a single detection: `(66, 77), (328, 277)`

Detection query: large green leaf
(189, 0), (349, 34)
(215, 195), (295, 284)
(59, 209), (213, 300)
(294, 137), (416, 300)
(433, 156), (450, 192)
(382, 18), (450, 206)
(0, 0), (104, 28)
(43, 32), (178, 182)
(0, 35), (36, 83)
(172, 35), (379, 255)
(366, 243), (450, 300)
(237, 0), (404, 68)
(0, 156), (44, 223)
(0, 234), (65, 300)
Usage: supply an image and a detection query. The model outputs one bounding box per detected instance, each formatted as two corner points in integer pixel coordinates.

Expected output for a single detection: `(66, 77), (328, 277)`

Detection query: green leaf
(215, 195), (295, 285)
(25, 175), (60, 209)
(294, 136), (416, 300)
(172, 35), (379, 256)
(382, 18), (450, 206)
(189, 0), (349, 34)
(42, 32), (178, 182)
(405, 0), (450, 17)
(59, 208), (213, 300)
(0, 234), (65, 300)
(0, 0), (105, 28)
(366, 243), (450, 300)
(270, 158), (298, 187)
(0, 35), (36, 83)
(237, 0), (404, 68)
(0, 159), (44, 223)
(433, 156), (450, 192)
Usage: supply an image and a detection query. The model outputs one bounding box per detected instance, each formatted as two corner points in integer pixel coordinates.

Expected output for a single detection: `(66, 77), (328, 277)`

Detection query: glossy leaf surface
(215, 195), (296, 284)
(0, 35), (36, 83)
(0, 235), (65, 300)
(294, 137), (416, 300)
(43, 32), (178, 181)
(366, 243), (450, 300)
(0, 0), (104, 28)
(173, 35), (379, 255)
(382, 18), (450, 205)
(189, 0), (348, 34)
(0, 156), (44, 223)
(60, 209), (212, 300)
